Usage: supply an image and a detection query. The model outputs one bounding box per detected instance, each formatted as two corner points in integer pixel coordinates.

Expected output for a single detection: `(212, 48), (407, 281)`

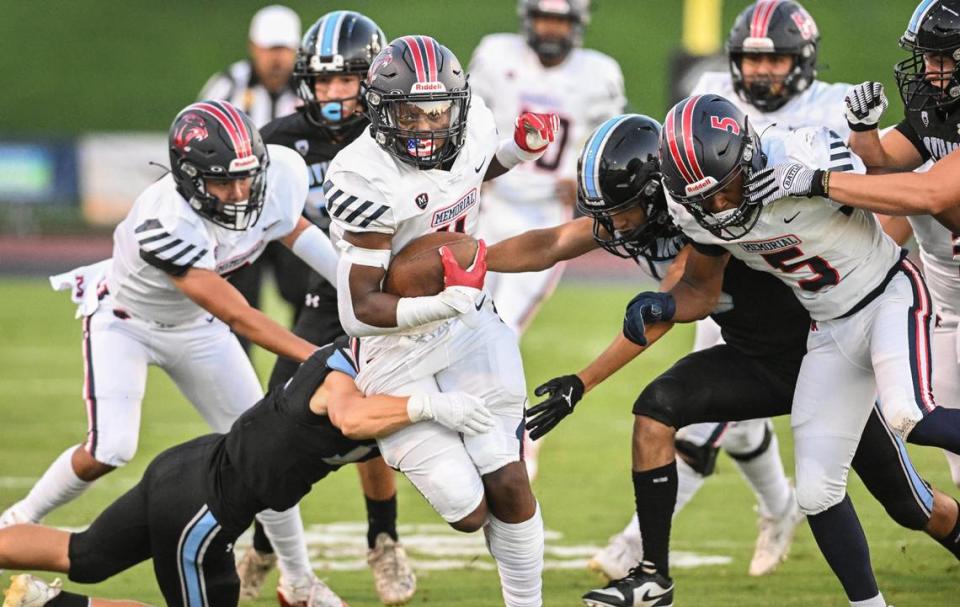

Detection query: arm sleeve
(134, 215), (214, 276)
(325, 170), (396, 235)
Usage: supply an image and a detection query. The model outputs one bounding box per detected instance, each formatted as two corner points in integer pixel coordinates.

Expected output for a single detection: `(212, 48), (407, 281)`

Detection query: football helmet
(727, 0), (819, 112)
(518, 0), (590, 63)
(168, 100), (268, 231)
(576, 114), (682, 264)
(895, 0), (960, 110)
(364, 36), (470, 169)
(658, 95), (766, 241)
(295, 11), (386, 131)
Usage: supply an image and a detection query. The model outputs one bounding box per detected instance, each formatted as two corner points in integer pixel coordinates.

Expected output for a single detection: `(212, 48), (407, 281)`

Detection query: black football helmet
(168, 100), (268, 231)
(658, 95), (766, 241)
(726, 0), (820, 112)
(576, 114), (682, 265)
(295, 11), (387, 131)
(518, 0), (591, 63)
(895, 0), (960, 111)
(364, 36), (470, 169)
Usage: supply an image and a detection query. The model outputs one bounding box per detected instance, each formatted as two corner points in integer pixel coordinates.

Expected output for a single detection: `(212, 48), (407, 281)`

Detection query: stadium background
(1, 1), (957, 605)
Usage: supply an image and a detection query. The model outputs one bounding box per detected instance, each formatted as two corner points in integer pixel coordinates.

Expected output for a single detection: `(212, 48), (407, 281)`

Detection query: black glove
(525, 374), (585, 440)
(622, 291), (676, 346)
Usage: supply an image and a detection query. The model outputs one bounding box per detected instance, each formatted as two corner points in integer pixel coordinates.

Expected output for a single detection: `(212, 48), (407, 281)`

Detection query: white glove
(744, 163), (824, 206)
(407, 392), (495, 436)
(844, 81), (888, 132)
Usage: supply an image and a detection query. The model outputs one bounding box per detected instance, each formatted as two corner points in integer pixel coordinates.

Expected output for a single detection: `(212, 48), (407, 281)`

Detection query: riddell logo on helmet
(411, 81), (446, 93)
(229, 156), (260, 172)
(685, 177), (718, 197)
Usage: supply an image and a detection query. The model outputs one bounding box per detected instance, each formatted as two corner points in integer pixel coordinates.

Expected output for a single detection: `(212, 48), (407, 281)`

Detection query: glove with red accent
(440, 239), (487, 289)
(515, 112), (561, 154)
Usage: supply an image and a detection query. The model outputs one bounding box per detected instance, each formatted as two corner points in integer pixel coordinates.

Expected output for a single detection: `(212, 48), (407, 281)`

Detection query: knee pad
(632, 376), (686, 427)
(92, 431), (139, 468)
(795, 474), (846, 516)
(675, 438), (720, 477)
(724, 420), (773, 462)
(880, 389), (924, 440)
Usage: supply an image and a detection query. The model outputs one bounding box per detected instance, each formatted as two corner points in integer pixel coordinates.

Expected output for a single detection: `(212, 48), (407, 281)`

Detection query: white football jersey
(691, 71), (851, 140)
(468, 33), (626, 205)
(909, 214), (960, 317)
(107, 145), (308, 325)
(325, 95), (500, 253)
(667, 127), (902, 321)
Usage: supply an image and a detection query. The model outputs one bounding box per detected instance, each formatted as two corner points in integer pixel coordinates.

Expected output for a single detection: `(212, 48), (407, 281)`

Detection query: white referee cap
(249, 5), (301, 49)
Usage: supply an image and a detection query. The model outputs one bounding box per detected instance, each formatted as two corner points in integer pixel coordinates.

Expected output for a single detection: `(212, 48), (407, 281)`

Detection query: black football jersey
(204, 340), (377, 529)
(261, 110), (368, 232)
(894, 83), (960, 162)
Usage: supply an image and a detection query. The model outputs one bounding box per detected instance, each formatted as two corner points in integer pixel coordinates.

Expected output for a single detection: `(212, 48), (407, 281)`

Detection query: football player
(0, 340), (493, 607)
(233, 12), (417, 606)
(488, 114), (960, 607)
(750, 0), (960, 491)
(469, 0), (626, 482)
(635, 94), (960, 607)
(325, 35), (560, 607)
(0, 101), (346, 607)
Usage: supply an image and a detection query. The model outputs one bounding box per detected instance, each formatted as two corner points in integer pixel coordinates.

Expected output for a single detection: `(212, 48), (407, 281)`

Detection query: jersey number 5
(761, 246), (839, 292)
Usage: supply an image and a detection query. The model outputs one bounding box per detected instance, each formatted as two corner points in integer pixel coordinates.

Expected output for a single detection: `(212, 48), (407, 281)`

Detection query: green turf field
(1, 278), (957, 606)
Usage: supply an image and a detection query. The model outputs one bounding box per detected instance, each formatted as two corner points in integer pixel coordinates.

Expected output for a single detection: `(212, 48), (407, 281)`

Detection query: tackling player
(588, 0), (842, 578)
(233, 12), (418, 605)
(1, 101), (345, 607)
(636, 94), (960, 607)
(468, 0), (626, 481)
(325, 35), (560, 607)
(0, 341), (493, 607)
(487, 114), (960, 607)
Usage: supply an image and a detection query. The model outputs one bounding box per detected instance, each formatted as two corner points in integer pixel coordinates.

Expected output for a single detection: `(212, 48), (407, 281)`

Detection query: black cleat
(582, 561), (674, 607)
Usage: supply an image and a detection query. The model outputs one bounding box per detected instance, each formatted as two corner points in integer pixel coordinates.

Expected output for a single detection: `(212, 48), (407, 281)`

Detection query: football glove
(622, 292), (676, 346)
(407, 392), (494, 436)
(743, 163), (826, 206)
(525, 374), (585, 440)
(515, 112), (560, 153)
(844, 81), (888, 132)
(440, 239), (487, 289)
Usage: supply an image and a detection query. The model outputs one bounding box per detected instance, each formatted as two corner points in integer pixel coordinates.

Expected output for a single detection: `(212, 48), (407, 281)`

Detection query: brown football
(383, 232), (478, 297)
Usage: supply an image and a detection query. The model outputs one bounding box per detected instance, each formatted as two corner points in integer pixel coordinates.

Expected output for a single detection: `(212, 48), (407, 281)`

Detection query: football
(383, 232), (479, 298)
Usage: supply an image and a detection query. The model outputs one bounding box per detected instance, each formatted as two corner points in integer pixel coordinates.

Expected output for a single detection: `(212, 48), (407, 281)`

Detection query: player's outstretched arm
(486, 217), (598, 273)
(280, 217), (339, 286)
(318, 371), (494, 439)
(485, 112), (560, 181)
(171, 267), (317, 362)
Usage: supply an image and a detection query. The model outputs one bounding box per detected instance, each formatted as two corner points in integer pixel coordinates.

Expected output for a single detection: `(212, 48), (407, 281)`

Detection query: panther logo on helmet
(368, 46), (394, 83)
(173, 113), (208, 152)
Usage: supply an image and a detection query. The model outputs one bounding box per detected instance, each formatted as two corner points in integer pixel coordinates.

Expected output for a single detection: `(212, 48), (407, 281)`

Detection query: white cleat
(236, 546), (277, 600)
(3, 575), (62, 607)
(587, 532), (644, 581)
(277, 574), (347, 607)
(367, 533), (416, 605)
(749, 491), (805, 576)
(0, 505), (31, 529)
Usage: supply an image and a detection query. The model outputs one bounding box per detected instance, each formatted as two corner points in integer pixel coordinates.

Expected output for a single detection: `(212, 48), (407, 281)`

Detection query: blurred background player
(468, 0), (625, 481)
(198, 4), (311, 354)
(0, 100), (345, 607)
(589, 0), (852, 579)
(234, 11), (418, 606)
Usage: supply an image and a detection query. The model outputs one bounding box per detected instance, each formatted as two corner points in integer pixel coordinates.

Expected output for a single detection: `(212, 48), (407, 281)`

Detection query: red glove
(514, 112), (560, 153)
(440, 240), (487, 289)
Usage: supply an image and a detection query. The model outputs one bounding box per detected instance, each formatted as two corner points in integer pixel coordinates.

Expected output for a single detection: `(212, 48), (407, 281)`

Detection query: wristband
(495, 137), (542, 170)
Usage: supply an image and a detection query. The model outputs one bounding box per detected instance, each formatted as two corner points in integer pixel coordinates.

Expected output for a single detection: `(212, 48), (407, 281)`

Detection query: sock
(366, 493), (398, 549)
(729, 430), (793, 518)
(16, 446), (92, 522)
(807, 495), (878, 602)
(849, 593), (887, 607)
(483, 503), (544, 607)
(908, 407), (960, 453)
(252, 520), (274, 554)
(673, 457), (706, 515)
(633, 462), (678, 578)
(935, 498), (960, 560)
(255, 506), (311, 583)
(47, 592), (90, 607)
